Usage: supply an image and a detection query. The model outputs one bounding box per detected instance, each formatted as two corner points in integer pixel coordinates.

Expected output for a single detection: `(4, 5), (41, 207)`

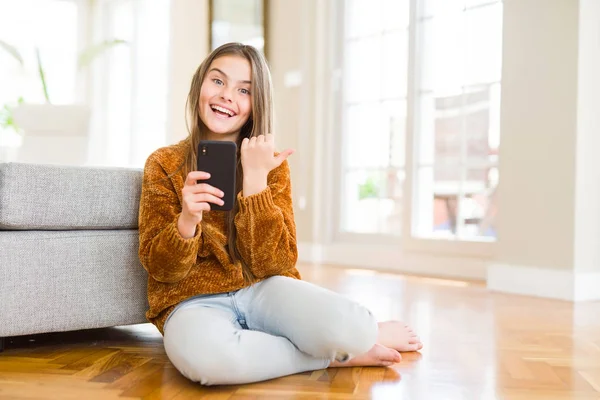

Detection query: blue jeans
(163, 276), (378, 385)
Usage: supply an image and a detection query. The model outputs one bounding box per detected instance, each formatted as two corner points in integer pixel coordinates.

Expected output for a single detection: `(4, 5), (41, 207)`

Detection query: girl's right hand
(177, 171), (224, 238)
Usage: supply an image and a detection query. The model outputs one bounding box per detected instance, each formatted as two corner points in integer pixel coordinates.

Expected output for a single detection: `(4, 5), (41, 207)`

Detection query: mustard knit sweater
(138, 140), (301, 334)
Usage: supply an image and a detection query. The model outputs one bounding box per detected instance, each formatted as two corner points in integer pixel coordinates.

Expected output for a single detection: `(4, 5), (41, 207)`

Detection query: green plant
(358, 176), (379, 200)
(0, 40), (24, 66)
(0, 38), (126, 135)
(0, 38), (126, 104)
(0, 97), (24, 134)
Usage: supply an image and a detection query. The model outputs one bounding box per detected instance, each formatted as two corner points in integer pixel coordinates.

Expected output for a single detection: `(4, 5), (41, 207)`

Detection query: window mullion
(455, 10), (469, 239)
(404, 0), (419, 239)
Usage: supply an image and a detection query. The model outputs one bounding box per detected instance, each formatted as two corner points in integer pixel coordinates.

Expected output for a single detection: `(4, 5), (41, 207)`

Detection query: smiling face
(198, 55), (253, 142)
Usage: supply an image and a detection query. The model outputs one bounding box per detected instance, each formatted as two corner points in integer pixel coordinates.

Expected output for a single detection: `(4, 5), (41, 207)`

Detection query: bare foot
(329, 344), (401, 368)
(377, 321), (423, 352)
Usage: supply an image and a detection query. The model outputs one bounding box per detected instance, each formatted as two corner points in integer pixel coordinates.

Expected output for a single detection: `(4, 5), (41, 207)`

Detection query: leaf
(0, 98), (24, 133)
(77, 39), (127, 70)
(0, 40), (24, 66)
(36, 47), (51, 104)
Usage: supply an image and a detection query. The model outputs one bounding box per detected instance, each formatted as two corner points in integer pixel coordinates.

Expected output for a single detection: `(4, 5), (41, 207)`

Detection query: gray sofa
(0, 162), (150, 351)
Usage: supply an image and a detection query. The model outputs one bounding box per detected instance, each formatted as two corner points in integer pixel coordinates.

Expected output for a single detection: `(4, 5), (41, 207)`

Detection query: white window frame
(403, 0), (497, 257)
(332, 0), (408, 247)
(331, 0), (500, 258)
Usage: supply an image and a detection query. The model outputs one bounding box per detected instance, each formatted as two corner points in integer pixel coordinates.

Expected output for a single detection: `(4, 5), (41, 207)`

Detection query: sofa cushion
(0, 230), (148, 336)
(0, 162), (143, 230)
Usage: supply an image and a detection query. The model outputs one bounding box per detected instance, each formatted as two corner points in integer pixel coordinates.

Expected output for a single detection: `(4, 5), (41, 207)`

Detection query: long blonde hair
(182, 42), (273, 283)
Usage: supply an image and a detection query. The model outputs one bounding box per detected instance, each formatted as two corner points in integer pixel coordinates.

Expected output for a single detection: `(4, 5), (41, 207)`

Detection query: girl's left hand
(241, 133), (294, 178)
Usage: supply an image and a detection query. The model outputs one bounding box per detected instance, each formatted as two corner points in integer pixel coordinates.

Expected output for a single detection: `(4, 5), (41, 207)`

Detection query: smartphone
(196, 140), (237, 211)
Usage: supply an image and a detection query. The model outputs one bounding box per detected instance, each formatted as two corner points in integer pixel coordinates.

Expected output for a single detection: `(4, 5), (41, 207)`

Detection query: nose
(220, 86), (234, 102)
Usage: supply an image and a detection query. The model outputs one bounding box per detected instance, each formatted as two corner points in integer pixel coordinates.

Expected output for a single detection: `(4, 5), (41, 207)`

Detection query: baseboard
(487, 263), (600, 301)
(297, 242), (324, 264)
(298, 243), (600, 301)
(297, 241), (487, 281)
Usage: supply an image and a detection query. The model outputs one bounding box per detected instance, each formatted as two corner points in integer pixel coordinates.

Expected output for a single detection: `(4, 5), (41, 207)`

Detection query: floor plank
(1, 263), (600, 399)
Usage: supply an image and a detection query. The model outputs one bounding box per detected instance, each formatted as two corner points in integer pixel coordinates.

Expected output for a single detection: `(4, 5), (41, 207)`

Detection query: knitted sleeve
(234, 159), (298, 278)
(138, 153), (202, 283)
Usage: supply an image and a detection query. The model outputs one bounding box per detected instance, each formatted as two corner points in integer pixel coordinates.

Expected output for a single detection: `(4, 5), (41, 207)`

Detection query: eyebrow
(209, 68), (251, 85)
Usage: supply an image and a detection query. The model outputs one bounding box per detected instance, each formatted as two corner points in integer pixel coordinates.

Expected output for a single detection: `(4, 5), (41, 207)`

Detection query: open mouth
(210, 105), (236, 118)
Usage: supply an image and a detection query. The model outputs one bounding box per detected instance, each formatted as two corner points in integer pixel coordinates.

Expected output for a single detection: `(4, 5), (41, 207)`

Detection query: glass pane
(344, 37), (381, 103)
(382, 0), (409, 31)
(464, 3), (503, 85)
(344, 103), (389, 169)
(416, 92), (435, 165)
(464, 85), (498, 165)
(341, 169), (404, 235)
(382, 31), (408, 99)
(381, 168), (404, 235)
(383, 100), (407, 168)
(345, 0), (382, 39)
(211, 0), (264, 52)
(0, 0), (78, 105)
(344, 101), (406, 169)
(417, 91), (465, 166)
(414, 165), (462, 238)
(419, 15), (466, 93)
(413, 0), (502, 242)
(434, 92), (464, 166)
(488, 82), (501, 159)
(420, 0), (465, 19)
(417, 88), (500, 165)
(458, 167), (498, 239)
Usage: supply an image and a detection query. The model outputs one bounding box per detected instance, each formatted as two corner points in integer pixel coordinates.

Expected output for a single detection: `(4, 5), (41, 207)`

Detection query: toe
(406, 343), (421, 352)
(383, 348), (402, 363)
(398, 342), (423, 352)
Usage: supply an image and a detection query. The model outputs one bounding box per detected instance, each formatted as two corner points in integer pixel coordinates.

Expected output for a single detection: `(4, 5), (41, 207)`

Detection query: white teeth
(211, 105), (234, 116)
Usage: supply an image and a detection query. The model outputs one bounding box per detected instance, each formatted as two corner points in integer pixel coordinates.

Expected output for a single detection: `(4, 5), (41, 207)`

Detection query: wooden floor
(2, 264), (600, 400)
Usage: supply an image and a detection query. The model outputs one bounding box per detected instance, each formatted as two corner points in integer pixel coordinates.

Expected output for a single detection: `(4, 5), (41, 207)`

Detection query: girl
(138, 42), (422, 386)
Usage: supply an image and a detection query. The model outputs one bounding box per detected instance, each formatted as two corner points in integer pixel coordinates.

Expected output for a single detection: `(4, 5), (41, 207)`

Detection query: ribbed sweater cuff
(164, 215), (202, 253)
(237, 187), (276, 214)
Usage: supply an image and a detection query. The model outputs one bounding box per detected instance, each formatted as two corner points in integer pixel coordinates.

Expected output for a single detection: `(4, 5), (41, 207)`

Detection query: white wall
(489, 0), (600, 300)
(268, 0), (318, 243)
(496, 0), (578, 270)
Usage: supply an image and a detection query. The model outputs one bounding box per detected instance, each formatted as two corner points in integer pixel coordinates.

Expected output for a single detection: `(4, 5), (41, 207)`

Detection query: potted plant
(0, 39), (125, 164)
(1, 39), (126, 134)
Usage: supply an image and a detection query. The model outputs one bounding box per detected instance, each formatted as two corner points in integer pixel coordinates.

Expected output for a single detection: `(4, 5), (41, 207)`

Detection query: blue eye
(240, 88), (250, 95)
(213, 78), (223, 85)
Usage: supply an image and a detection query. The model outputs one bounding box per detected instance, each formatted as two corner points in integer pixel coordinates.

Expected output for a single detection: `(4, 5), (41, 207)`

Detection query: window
(413, 0), (502, 241)
(336, 0), (502, 244)
(0, 0), (80, 152)
(89, 0), (170, 168)
(210, 0), (266, 54)
(339, 0), (410, 235)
